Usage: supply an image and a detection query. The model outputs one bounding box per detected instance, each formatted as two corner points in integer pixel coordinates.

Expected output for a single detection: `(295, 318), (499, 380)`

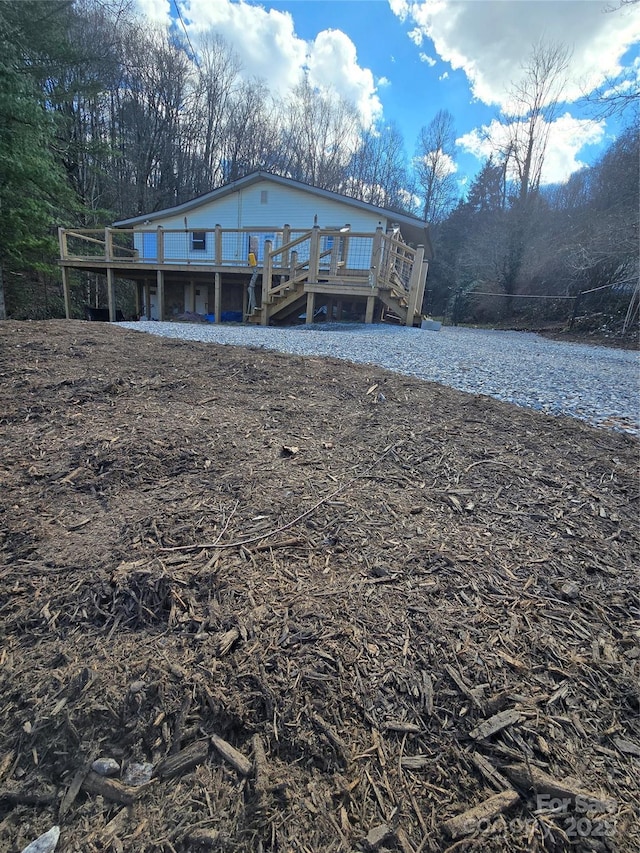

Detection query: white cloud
(389, 0), (410, 23)
(178, 0), (381, 125)
(419, 53), (437, 67)
(183, 0), (306, 92)
(398, 187), (421, 212)
(457, 113), (606, 185)
(307, 29), (383, 125)
(439, 71), (449, 81)
(433, 149), (457, 177)
(392, 0), (640, 108)
(135, 0), (172, 26)
(408, 27), (424, 46)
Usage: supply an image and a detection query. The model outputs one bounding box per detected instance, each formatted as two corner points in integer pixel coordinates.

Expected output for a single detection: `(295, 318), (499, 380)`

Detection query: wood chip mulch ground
(0, 320), (638, 853)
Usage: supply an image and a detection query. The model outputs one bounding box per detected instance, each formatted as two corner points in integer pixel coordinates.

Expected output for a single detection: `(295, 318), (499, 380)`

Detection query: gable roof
(114, 171), (433, 256)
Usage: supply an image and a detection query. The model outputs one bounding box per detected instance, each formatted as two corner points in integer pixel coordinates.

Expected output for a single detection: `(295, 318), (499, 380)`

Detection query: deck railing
(59, 225), (309, 268)
(59, 226), (418, 284)
(261, 226), (419, 301)
(59, 224), (427, 321)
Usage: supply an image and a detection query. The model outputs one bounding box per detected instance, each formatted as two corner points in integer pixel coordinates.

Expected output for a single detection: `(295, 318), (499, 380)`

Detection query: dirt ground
(0, 320), (638, 853)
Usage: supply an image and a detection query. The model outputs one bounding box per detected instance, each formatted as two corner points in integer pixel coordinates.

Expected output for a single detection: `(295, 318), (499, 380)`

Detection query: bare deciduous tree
(189, 34), (242, 190)
(281, 77), (361, 191)
(498, 41), (571, 203)
(222, 79), (280, 181)
(414, 109), (458, 223)
(345, 122), (410, 210)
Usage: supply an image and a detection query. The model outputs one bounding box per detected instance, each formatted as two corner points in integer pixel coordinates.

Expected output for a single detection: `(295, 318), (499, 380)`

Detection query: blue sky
(140, 0), (639, 192)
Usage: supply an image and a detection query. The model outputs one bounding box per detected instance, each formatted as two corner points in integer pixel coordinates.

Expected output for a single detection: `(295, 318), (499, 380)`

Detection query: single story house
(58, 171), (432, 326)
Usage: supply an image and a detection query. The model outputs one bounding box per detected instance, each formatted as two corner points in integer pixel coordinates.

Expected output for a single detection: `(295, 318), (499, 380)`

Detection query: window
(260, 190), (268, 204)
(192, 231), (206, 251)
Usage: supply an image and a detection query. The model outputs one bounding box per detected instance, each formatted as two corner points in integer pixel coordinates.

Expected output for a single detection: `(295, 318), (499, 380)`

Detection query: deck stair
(252, 225), (428, 326)
(377, 288), (409, 324)
(247, 279), (305, 324)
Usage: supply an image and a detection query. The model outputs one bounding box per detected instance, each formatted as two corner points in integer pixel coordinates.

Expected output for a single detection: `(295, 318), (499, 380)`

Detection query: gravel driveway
(120, 321), (640, 435)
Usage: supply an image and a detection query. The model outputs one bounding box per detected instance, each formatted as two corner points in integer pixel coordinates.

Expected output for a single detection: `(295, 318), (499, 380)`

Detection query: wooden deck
(58, 225), (429, 326)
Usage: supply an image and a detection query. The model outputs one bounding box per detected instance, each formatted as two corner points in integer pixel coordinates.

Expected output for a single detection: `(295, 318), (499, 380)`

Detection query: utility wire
(172, 0), (200, 70)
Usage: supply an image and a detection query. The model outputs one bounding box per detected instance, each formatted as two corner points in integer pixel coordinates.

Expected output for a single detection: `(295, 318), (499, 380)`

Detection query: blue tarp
(204, 311), (243, 323)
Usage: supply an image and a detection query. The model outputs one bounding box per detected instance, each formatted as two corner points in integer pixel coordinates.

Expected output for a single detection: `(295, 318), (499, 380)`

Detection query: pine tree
(466, 156), (504, 213)
(0, 2), (74, 318)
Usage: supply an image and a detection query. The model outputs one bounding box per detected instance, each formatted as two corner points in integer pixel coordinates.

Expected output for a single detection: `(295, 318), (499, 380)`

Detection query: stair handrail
(404, 244), (425, 326)
(266, 229), (314, 299)
(378, 232), (417, 294)
(267, 229), (313, 263)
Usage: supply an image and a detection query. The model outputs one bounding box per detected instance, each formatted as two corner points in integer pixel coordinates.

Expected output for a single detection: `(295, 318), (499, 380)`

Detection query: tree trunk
(0, 264), (6, 320)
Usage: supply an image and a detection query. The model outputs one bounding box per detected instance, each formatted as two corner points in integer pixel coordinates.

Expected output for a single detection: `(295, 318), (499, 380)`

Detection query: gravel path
(119, 321), (640, 435)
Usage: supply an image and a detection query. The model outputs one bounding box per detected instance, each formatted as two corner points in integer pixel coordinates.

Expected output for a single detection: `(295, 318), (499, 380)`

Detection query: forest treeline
(0, 0), (637, 332)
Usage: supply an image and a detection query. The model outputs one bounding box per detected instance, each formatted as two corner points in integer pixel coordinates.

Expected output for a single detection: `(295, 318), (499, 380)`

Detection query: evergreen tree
(466, 156), (504, 213)
(0, 2), (74, 318)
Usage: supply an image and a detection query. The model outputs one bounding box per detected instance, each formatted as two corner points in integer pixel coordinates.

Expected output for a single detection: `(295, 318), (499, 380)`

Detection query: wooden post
(341, 230), (350, 270)
(134, 281), (141, 319)
(58, 227), (68, 261)
(340, 224), (351, 269)
(329, 235), (341, 275)
(282, 224), (291, 268)
(107, 268), (116, 322)
(214, 225), (222, 265)
(156, 269), (165, 321)
(214, 272), (221, 323)
(61, 266), (71, 319)
(256, 241), (273, 325)
(569, 290), (584, 330)
(263, 238), (273, 299)
(365, 295), (375, 324)
(157, 227), (164, 264)
(186, 279), (195, 313)
(416, 260), (429, 318)
(105, 227), (113, 261)
(309, 225), (320, 284)
(336, 299), (343, 321)
(305, 290), (315, 325)
(289, 250), (298, 283)
(144, 280), (151, 319)
(405, 245), (425, 327)
(370, 225), (383, 288)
